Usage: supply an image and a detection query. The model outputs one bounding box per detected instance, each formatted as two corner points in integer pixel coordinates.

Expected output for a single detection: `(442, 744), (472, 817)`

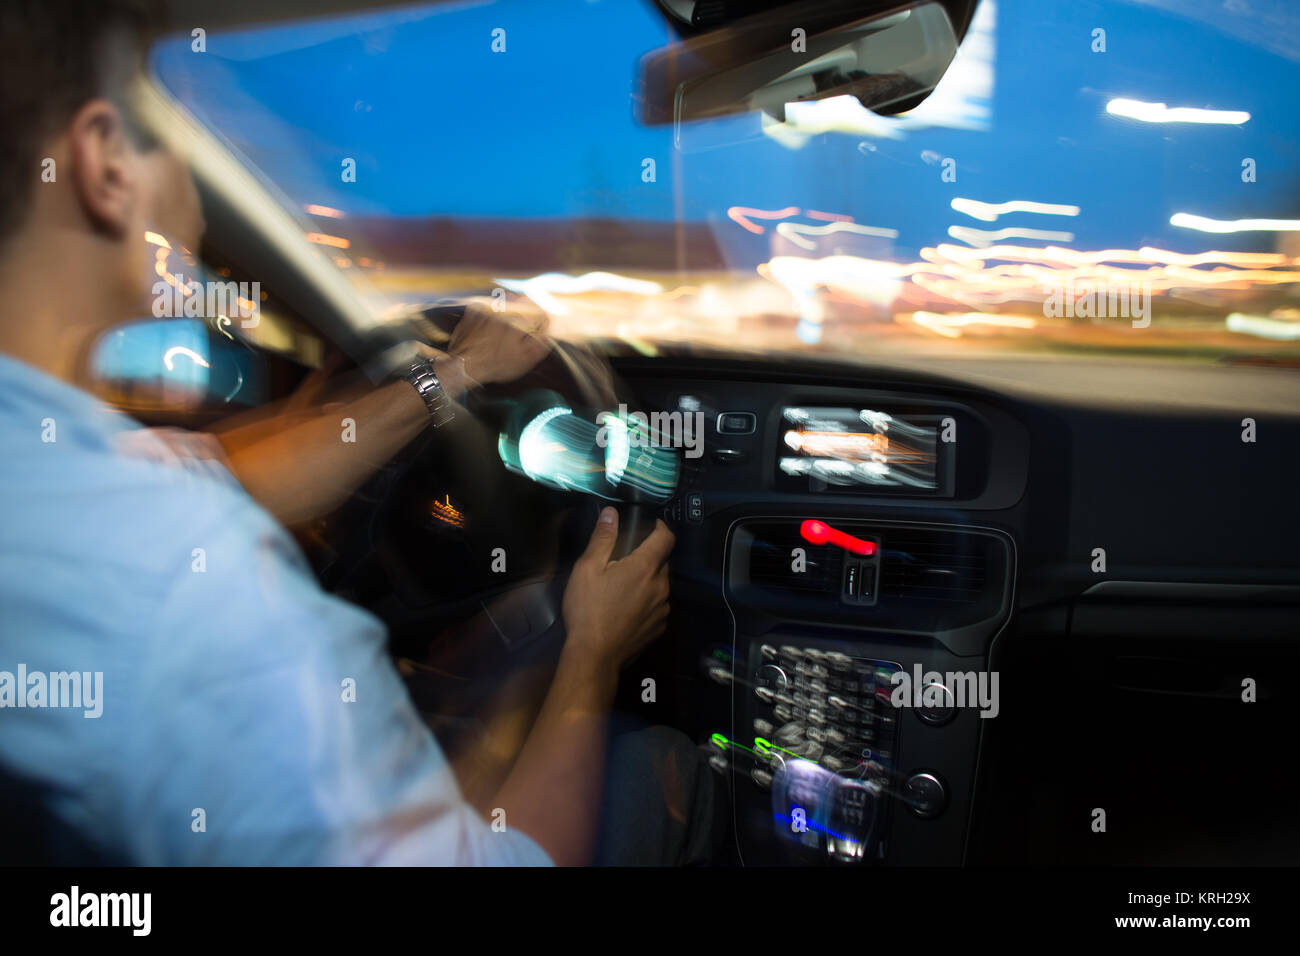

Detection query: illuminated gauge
(518, 405), (576, 483)
(601, 414), (631, 487)
(499, 396), (679, 503)
(502, 403), (614, 498)
(597, 410), (680, 503)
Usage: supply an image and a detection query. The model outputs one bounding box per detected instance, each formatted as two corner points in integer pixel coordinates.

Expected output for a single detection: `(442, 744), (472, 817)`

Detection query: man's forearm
(215, 354), (470, 526)
(489, 641), (618, 866)
(217, 363), (460, 525)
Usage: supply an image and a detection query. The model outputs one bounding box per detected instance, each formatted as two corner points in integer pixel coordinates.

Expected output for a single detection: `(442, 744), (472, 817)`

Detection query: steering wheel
(314, 306), (677, 713)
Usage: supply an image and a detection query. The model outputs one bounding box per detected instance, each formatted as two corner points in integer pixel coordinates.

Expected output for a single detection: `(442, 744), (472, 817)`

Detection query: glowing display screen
(778, 406), (944, 493)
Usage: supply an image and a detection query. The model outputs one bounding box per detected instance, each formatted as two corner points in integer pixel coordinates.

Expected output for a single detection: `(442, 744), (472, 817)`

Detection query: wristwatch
(403, 357), (455, 428)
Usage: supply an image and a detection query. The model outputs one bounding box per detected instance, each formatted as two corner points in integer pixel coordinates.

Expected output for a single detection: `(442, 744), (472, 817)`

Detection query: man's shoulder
(3, 423), (276, 569)
(0, 410), (314, 664)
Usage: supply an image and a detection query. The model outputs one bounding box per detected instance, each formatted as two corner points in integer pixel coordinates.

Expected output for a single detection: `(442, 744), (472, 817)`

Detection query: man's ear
(66, 99), (139, 238)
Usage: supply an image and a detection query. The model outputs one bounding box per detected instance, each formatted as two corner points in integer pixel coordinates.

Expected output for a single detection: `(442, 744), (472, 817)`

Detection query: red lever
(800, 520), (877, 556)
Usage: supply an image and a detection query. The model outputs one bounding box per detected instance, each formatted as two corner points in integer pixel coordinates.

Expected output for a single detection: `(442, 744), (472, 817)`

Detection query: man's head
(0, 0), (202, 369)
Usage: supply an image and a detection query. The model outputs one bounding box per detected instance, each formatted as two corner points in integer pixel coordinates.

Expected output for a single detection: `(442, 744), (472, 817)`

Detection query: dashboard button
(917, 682), (957, 725)
(904, 772), (947, 819)
(716, 412), (756, 435)
(757, 664), (789, 692)
(860, 563), (877, 600)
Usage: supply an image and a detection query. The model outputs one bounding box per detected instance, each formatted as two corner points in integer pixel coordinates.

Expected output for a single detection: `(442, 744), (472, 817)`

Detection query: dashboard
(602, 353), (1300, 866)
(355, 349), (1300, 866)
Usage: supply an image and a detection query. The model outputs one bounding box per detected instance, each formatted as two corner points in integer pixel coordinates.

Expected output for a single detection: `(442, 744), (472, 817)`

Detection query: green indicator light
(755, 737), (818, 764)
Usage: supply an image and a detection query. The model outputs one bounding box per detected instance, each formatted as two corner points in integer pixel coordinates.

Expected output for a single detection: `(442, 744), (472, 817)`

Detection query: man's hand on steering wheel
(432, 299), (552, 396)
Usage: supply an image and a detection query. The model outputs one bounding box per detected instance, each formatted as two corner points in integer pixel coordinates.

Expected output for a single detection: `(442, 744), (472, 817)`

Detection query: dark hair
(0, 0), (164, 244)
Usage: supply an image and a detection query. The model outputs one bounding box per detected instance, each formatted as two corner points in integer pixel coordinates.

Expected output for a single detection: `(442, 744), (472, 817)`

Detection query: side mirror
(87, 317), (265, 414)
(638, 0), (959, 127)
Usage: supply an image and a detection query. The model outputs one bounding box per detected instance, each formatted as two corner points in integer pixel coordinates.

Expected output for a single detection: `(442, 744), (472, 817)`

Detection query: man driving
(0, 0), (704, 866)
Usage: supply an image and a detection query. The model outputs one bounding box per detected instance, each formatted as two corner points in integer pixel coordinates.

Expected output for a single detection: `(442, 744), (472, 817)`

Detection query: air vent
(747, 526), (843, 595)
(878, 529), (988, 605)
(728, 518), (1012, 653)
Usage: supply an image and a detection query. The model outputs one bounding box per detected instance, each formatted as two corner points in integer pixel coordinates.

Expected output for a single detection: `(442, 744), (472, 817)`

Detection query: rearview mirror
(638, 0), (958, 128)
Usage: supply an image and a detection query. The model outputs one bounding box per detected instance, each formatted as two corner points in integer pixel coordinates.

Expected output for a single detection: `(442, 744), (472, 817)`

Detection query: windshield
(151, 0), (1300, 364)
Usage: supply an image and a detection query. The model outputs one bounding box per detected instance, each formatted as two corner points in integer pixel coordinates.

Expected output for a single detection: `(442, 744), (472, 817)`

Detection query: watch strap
(405, 358), (455, 427)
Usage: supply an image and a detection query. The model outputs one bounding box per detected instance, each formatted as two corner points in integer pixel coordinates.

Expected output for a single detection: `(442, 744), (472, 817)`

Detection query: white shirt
(0, 353), (551, 865)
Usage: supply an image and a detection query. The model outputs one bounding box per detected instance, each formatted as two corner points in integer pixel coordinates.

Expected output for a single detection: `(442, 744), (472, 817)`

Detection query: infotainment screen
(777, 406), (949, 494)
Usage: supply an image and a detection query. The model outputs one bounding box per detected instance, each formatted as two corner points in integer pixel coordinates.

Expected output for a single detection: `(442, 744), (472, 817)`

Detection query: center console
(616, 367), (1029, 866)
(719, 517), (1014, 865)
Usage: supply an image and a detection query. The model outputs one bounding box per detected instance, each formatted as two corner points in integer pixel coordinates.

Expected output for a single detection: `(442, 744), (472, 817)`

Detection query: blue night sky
(153, 0), (1300, 261)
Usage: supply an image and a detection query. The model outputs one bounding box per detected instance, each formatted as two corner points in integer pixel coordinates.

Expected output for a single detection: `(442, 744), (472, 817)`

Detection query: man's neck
(0, 228), (129, 387)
